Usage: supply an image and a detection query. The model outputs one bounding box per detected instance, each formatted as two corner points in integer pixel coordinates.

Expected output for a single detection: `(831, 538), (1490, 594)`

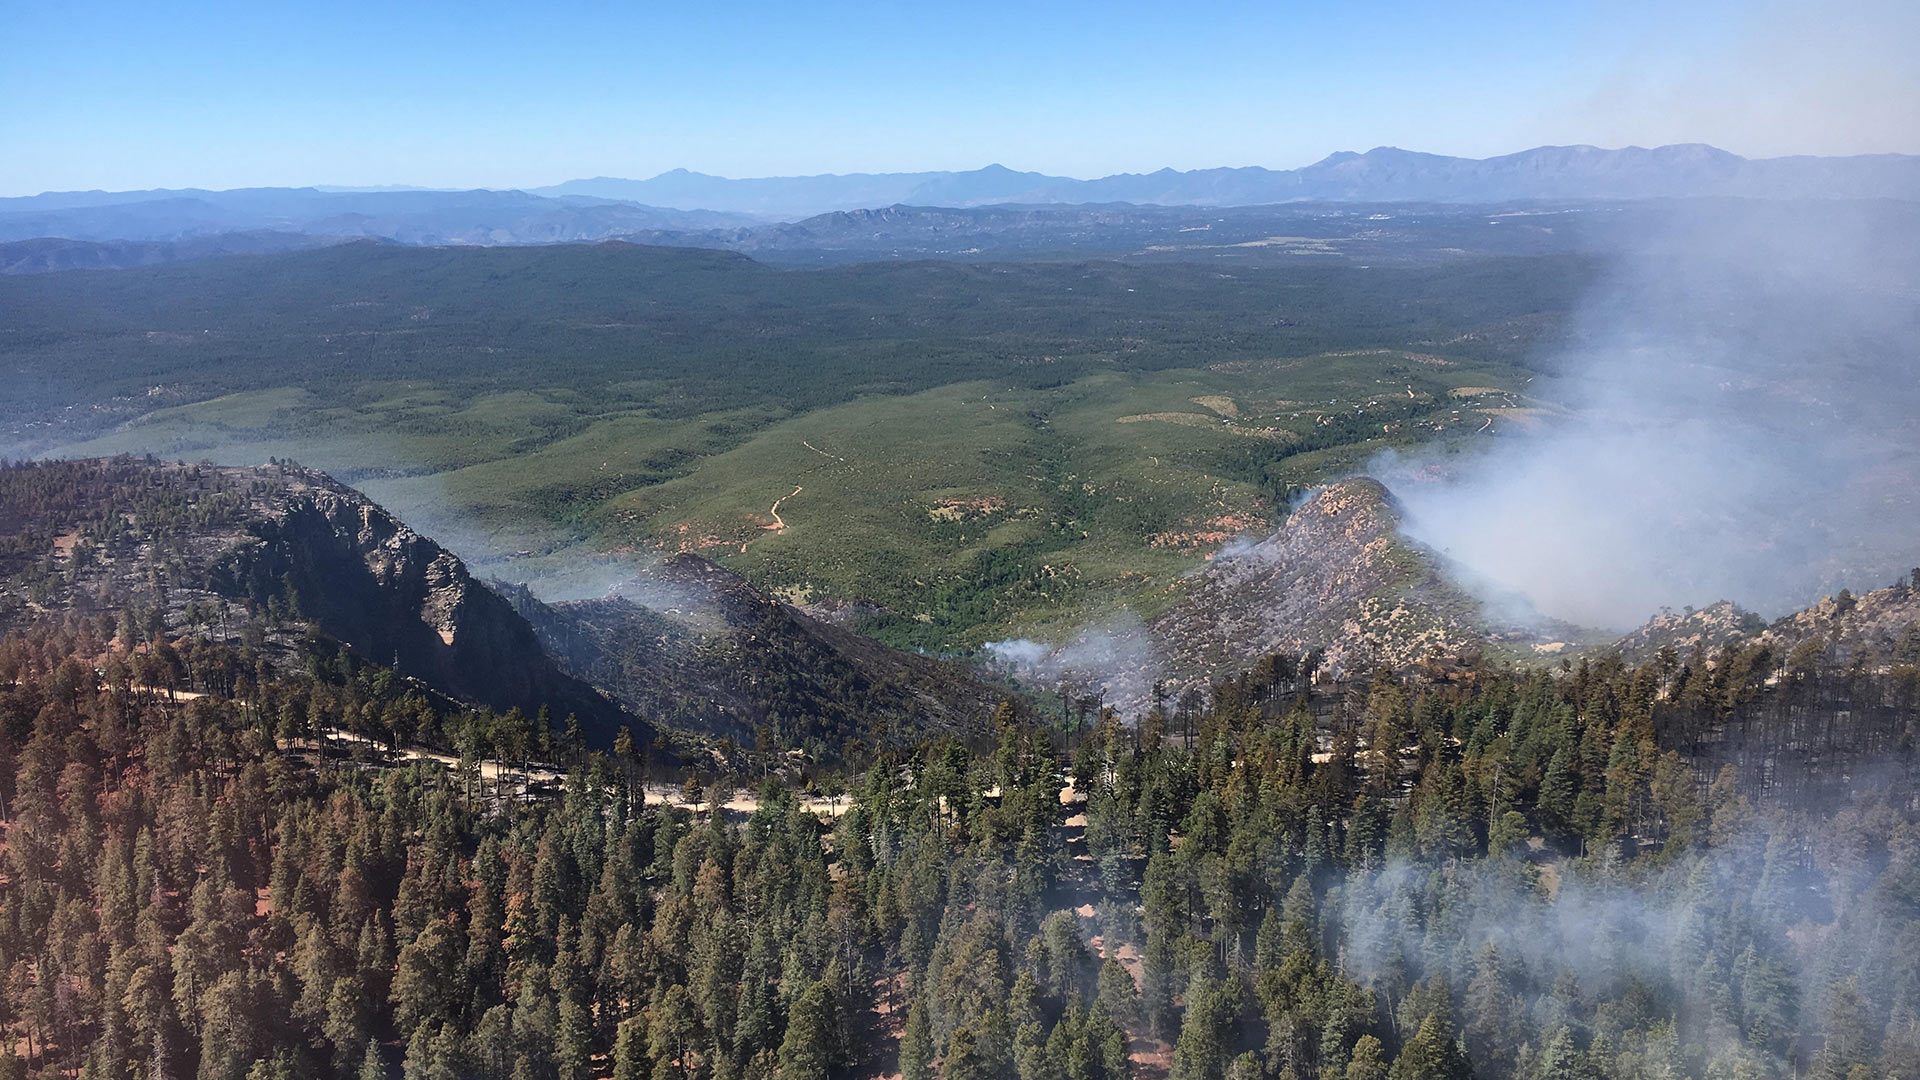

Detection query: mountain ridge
(8, 145), (1914, 245)
(0, 187), (763, 245)
(531, 143), (1920, 216)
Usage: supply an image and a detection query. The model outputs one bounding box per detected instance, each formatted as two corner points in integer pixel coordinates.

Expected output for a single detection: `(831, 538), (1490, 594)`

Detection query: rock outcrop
(1149, 478), (1582, 693)
(1613, 580), (1920, 668)
(0, 457), (637, 743)
(995, 479), (1590, 713)
(222, 474), (635, 739)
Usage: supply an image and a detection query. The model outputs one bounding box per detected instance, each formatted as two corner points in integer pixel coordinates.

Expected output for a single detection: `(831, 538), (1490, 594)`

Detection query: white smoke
(984, 637), (1051, 668)
(1385, 199), (1920, 629)
(986, 612), (1165, 713)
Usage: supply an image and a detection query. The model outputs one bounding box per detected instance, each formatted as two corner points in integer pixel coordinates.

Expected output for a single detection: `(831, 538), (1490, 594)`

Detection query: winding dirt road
(767, 484), (803, 532)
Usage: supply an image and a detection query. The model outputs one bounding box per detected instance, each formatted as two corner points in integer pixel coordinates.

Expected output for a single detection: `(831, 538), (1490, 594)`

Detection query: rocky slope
(1144, 479), (1915, 708)
(1609, 601), (1773, 660)
(1149, 478), (1583, 692)
(498, 554), (1007, 755)
(0, 457), (635, 740)
(1614, 579), (1920, 667)
(995, 478), (1591, 712)
(1, 457), (1008, 753)
(1765, 582), (1920, 658)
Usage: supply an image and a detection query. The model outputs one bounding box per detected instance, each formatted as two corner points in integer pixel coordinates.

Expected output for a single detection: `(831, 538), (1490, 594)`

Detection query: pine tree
(649, 985), (701, 1080)
(1463, 946), (1518, 1078)
(900, 998), (934, 1080)
(1348, 1036), (1389, 1080)
(1086, 1002), (1132, 1080)
(1096, 958), (1140, 1032)
(945, 1025), (996, 1080)
(1538, 746), (1575, 836)
(1530, 1028), (1598, 1080)
(1389, 1014), (1473, 1080)
(778, 979), (841, 1080)
(325, 976), (373, 1072)
(612, 1014), (651, 1080)
(556, 997), (593, 1080)
(1737, 946), (1797, 1049)
(1813, 978), (1871, 1080)
(1171, 971), (1234, 1080)
(391, 919), (461, 1037)
(196, 971), (262, 1080)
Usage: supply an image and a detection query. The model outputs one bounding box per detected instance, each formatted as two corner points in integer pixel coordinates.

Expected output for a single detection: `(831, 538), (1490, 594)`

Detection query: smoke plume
(1386, 199), (1920, 630)
(986, 612), (1164, 711)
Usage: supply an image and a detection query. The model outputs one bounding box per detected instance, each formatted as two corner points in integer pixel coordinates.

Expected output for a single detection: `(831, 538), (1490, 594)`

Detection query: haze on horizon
(4, 0), (1917, 197)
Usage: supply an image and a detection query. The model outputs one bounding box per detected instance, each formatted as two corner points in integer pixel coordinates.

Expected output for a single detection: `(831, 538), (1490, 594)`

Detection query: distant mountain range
(1, 145), (1912, 267)
(0, 187), (760, 245)
(538, 144), (1919, 217)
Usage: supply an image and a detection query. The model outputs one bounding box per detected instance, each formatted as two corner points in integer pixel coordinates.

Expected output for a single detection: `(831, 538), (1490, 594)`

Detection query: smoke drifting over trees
(1389, 200), (1920, 629)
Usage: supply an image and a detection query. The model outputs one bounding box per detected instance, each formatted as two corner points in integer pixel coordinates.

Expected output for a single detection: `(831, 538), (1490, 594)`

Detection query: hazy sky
(3, 0), (1916, 195)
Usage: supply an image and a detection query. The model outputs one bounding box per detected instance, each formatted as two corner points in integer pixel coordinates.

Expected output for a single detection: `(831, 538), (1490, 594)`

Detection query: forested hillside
(1, 569), (1915, 1080)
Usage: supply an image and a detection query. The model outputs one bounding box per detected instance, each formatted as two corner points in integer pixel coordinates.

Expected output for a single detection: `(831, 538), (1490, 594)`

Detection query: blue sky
(3, 0), (1915, 195)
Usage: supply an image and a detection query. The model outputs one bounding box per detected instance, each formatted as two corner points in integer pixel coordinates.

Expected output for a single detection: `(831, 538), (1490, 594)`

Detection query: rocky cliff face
(223, 474), (634, 739)
(0, 457), (637, 742)
(498, 553), (1006, 754)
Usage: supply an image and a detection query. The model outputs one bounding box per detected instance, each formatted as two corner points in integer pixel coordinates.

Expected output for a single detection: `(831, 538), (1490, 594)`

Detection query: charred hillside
(1151, 478), (1584, 695)
(497, 553), (1007, 757)
(1616, 578), (1920, 802)
(0, 456), (635, 741)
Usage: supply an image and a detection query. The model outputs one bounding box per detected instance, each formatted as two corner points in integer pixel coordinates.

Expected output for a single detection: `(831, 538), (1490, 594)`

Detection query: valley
(2, 241), (1570, 655)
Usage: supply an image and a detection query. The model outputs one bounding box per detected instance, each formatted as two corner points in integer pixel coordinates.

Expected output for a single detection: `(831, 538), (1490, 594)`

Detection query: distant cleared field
(5, 241), (1577, 649)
